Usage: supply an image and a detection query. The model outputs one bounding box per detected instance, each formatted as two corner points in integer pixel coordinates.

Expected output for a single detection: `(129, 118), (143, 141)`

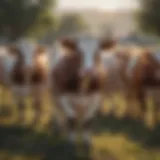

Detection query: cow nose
(25, 65), (32, 70)
(24, 66), (33, 83)
(25, 62), (34, 69)
(25, 66), (32, 76)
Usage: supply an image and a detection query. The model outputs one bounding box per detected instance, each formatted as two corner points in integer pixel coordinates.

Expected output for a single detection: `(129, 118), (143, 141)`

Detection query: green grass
(0, 86), (160, 160)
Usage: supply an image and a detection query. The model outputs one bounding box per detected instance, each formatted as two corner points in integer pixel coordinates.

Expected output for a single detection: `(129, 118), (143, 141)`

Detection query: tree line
(0, 0), (160, 42)
(0, 0), (87, 42)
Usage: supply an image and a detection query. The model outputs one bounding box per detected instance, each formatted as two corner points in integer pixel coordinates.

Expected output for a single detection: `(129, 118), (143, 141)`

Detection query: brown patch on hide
(99, 38), (116, 50)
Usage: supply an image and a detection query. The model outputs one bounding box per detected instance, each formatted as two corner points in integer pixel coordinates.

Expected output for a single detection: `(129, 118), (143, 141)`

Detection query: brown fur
(51, 46), (82, 93)
(6, 44), (49, 125)
(94, 38), (117, 65)
(99, 38), (116, 50)
(126, 49), (160, 121)
(52, 37), (103, 94)
(8, 45), (48, 85)
(51, 38), (103, 142)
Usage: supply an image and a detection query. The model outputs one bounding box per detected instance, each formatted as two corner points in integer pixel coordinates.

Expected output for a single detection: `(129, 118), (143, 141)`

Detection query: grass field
(0, 86), (160, 160)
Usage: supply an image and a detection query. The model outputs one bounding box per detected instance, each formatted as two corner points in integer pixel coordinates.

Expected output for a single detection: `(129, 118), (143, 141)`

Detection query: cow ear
(7, 45), (20, 56)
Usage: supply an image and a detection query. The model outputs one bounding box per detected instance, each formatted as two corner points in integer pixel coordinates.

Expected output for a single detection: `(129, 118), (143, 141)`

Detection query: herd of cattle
(0, 37), (160, 143)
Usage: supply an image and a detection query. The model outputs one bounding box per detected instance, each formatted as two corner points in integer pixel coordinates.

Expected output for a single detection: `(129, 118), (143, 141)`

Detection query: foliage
(0, 0), (56, 41)
(138, 0), (160, 36)
(41, 13), (88, 44)
(56, 13), (88, 37)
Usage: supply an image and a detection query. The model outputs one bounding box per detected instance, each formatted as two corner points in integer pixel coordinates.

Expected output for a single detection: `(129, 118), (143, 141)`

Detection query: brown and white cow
(0, 45), (18, 109)
(94, 38), (132, 114)
(126, 47), (160, 124)
(0, 46), (7, 108)
(3, 40), (49, 125)
(50, 37), (103, 143)
(94, 40), (157, 120)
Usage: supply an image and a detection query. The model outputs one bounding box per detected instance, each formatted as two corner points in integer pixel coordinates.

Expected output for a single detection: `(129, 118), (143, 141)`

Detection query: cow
(3, 40), (49, 126)
(0, 46), (6, 108)
(93, 38), (132, 115)
(126, 47), (160, 124)
(50, 37), (103, 144)
(0, 45), (17, 110)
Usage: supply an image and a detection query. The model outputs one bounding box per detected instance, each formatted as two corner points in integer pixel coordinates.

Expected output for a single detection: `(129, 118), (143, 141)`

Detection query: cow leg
(58, 96), (78, 142)
(107, 93), (116, 115)
(124, 84), (140, 119)
(98, 92), (115, 116)
(31, 86), (44, 126)
(67, 116), (78, 143)
(14, 94), (26, 125)
(11, 86), (27, 125)
(0, 85), (7, 107)
(136, 89), (146, 121)
(0, 85), (4, 109)
(104, 84), (116, 116)
(32, 97), (42, 126)
(17, 98), (26, 124)
(82, 94), (101, 144)
(81, 119), (93, 145)
(150, 89), (160, 125)
(0, 85), (13, 117)
(125, 87), (146, 120)
(52, 109), (66, 135)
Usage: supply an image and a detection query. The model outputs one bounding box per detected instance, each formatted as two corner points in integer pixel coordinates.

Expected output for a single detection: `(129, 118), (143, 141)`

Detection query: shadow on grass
(144, 124), (160, 149)
(93, 113), (160, 148)
(0, 126), (92, 160)
(0, 115), (159, 160)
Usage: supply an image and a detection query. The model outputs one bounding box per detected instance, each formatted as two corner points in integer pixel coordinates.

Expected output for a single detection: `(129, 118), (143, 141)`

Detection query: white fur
(127, 56), (138, 77)
(79, 38), (99, 68)
(0, 47), (17, 84)
(68, 131), (77, 142)
(83, 93), (102, 121)
(51, 43), (68, 68)
(11, 84), (46, 97)
(82, 131), (92, 143)
(58, 95), (76, 118)
(153, 51), (160, 63)
(58, 93), (101, 121)
(16, 40), (36, 67)
(100, 51), (120, 76)
(100, 51), (118, 68)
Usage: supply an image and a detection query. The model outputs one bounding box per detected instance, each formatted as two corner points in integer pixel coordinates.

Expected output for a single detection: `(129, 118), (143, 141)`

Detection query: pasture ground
(0, 86), (160, 160)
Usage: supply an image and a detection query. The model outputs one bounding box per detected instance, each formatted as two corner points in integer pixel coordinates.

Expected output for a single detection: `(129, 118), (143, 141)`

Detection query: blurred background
(0, 0), (160, 160)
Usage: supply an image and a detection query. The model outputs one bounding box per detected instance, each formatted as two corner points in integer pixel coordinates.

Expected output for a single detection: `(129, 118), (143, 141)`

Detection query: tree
(0, 0), (56, 41)
(138, 0), (160, 36)
(56, 13), (88, 37)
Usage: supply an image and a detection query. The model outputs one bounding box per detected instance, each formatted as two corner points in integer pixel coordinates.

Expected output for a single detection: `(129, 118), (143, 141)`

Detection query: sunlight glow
(58, 0), (139, 11)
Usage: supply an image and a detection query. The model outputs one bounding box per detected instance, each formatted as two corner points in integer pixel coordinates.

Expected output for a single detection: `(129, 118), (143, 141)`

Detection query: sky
(57, 0), (139, 11)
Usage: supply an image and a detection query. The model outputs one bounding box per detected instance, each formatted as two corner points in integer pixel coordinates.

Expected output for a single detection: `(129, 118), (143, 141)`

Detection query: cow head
(99, 38), (116, 51)
(56, 37), (78, 58)
(7, 41), (48, 70)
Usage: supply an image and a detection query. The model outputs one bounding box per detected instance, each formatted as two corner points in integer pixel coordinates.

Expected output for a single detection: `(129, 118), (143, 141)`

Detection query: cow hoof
(108, 110), (115, 117)
(16, 117), (25, 126)
(96, 110), (104, 117)
(67, 132), (77, 144)
(137, 111), (146, 122)
(82, 132), (92, 146)
(124, 109), (133, 119)
(53, 124), (63, 136)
